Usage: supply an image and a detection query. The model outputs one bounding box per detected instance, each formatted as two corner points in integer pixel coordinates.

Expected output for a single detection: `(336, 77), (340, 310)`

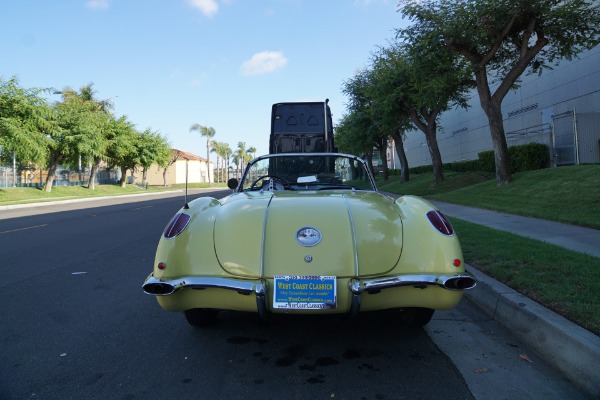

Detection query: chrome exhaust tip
(441, 275), (477, 290)
(143, 282), (176, 296)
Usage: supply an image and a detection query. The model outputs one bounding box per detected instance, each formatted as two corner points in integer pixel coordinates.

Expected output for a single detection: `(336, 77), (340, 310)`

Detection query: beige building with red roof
(132, 149), (213, 186)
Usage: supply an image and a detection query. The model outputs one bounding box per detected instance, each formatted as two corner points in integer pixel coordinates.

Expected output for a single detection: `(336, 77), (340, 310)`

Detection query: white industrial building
(391, 46), (600, 169)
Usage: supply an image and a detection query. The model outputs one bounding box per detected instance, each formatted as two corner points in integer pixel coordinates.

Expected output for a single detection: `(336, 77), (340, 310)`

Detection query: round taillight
(426, 210), (454, 236)
(163, 213), (191, 238)
(158, 262), (166, 270)
(453, 259), (461, 267)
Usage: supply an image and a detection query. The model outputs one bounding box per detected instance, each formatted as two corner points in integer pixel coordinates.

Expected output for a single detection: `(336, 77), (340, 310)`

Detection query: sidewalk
(428, 200), (600, 398)
(430, 200), (600, 258)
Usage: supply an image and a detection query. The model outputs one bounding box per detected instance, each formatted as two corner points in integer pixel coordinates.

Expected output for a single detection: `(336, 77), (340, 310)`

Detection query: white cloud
(240, 51), (288, 76)
(186, 0), (219, 17)
(86, 0), (109, 9)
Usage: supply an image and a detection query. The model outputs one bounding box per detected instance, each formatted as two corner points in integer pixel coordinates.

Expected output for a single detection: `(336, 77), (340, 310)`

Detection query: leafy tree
(57, 83), (115, 190)
(0, 77), (50, 167)
(365, 51), (412, 183)
(43, 88), (108, 192)
(341, 68), (389, 179)
(190, 124), (216, 183)
(399, 0), (600, 184)
(137, 129), (171, 186)
(370, 40), (472, 183)
(161, 149), (179, 187)
(335, 112), (374, 157)
(105, 116), (138, 187)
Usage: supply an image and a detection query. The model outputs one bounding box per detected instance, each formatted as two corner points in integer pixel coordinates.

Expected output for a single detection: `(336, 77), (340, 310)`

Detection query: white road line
(0, 224), (48, 234)
(131, 205), (154, 211)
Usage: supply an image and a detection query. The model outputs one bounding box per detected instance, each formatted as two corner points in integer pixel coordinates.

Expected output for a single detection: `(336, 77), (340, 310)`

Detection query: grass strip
(452, 217), (600, 336)
(378, 165), (600, 229)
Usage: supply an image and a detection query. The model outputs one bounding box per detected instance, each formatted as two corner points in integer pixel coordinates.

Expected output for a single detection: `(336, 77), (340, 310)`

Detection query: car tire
(399, 307), (435, 328)
(184, 308), (218, 327)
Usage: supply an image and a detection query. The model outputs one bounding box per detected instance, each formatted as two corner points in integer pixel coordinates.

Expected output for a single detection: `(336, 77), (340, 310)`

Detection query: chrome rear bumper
(143, 273), (475, 318)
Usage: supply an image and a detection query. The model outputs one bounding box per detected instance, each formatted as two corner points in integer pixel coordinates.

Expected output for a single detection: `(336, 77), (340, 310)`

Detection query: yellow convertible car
(143, 153), (475, 327)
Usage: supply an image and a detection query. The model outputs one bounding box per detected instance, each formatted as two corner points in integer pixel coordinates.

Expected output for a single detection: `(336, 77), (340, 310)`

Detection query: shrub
(509, 142), (549, 173)
(477, 150), (496, 173)
(406, 143), (549, 175)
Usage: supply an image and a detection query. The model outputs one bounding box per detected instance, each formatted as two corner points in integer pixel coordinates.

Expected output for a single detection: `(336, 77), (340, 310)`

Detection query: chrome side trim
(361, 273), (476, 292)
(342, 194), (360, 276)
(143, 275), (265, 296)
(260, 194), (274, 277)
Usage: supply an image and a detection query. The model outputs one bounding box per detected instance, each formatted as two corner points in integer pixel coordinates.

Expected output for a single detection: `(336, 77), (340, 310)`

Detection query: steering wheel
(250, 175), (290, 190)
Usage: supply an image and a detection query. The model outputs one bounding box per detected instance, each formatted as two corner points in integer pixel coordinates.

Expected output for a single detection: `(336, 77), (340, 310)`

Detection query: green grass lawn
(378, 165), (600, 229)
(452, 218), (600, 335)
(0, 182), (223, 206)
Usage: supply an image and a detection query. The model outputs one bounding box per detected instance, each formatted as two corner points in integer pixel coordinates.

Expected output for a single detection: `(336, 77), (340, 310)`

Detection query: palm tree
(211, 140), (225, 183)
(247, 146), (257, 160)
(222, 143), (232, 180)
(190, 124), (216, 183)
(231, 154), (240, 179)
(236, 142), (247, 176)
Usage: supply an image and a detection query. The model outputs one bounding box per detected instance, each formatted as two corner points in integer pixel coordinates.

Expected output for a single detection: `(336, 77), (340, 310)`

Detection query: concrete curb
(465, 265), (600, 398)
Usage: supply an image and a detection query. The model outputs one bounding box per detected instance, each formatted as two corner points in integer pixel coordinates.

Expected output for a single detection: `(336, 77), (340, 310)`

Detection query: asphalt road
(0, 190), (591, 400)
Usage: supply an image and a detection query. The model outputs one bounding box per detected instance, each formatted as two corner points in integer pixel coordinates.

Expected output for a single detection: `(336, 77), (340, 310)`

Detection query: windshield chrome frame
(236, 152), (378, 193)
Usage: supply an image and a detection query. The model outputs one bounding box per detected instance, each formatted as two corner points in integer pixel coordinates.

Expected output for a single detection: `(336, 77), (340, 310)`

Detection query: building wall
(399, 46), (600, 168)
(132, 159), (213, 186)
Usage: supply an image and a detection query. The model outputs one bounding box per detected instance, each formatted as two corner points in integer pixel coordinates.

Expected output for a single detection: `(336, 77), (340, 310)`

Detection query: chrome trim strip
(260, 194), (274, 277)
(143, 275), (264, 296)
(343, 194), (360, 276)
(361, 273), (476, 292)
(143, 272), (476, 299)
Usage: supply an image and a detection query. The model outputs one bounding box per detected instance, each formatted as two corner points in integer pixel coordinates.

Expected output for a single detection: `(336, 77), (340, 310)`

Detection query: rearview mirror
(227, 178), (239, 190)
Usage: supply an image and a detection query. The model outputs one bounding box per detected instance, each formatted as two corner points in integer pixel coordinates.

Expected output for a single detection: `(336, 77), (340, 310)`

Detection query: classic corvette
(143, 152), (476, 327)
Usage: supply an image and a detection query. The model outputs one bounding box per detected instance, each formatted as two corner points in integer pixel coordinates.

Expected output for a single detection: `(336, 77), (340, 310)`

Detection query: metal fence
(0, 165), (120, 188)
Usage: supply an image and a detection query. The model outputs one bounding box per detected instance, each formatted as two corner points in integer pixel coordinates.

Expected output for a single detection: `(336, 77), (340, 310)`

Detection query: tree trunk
(206, 139), (211, 184)
(142, 168), (148, 187)
(484, 101), (511, 185)
(424, 122), (444, 184)
(377, 138), (389, 181)
(88, 157), (100, 190)
(119, 166), (127, 187)
(163, 168), (168, 187)
(390, 132), (409, 183)
(474, 67), (511, 185)
(410, 110), (444, 184)
(44, 161), (59, 193)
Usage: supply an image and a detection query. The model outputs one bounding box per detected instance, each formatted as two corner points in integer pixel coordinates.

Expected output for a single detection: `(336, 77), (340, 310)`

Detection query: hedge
(408, 142), (549, 174)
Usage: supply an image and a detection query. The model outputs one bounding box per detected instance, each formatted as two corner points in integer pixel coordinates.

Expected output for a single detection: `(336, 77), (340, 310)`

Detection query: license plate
(273, 276), (337, 310)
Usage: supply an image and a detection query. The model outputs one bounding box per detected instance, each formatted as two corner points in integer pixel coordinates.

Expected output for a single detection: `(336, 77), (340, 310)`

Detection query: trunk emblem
(304, 255), (313, 263)
(295, 227), (322, 247)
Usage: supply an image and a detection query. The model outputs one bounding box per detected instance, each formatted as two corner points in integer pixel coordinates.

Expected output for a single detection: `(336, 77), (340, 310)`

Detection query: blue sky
(1, 0), (408, 158)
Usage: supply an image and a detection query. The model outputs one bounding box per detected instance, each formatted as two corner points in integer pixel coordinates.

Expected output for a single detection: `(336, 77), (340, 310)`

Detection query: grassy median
(0, 182), (220, 206)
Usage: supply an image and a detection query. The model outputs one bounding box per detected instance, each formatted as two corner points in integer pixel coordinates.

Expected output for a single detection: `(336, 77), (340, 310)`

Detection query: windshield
(239, 154), (376, 192)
